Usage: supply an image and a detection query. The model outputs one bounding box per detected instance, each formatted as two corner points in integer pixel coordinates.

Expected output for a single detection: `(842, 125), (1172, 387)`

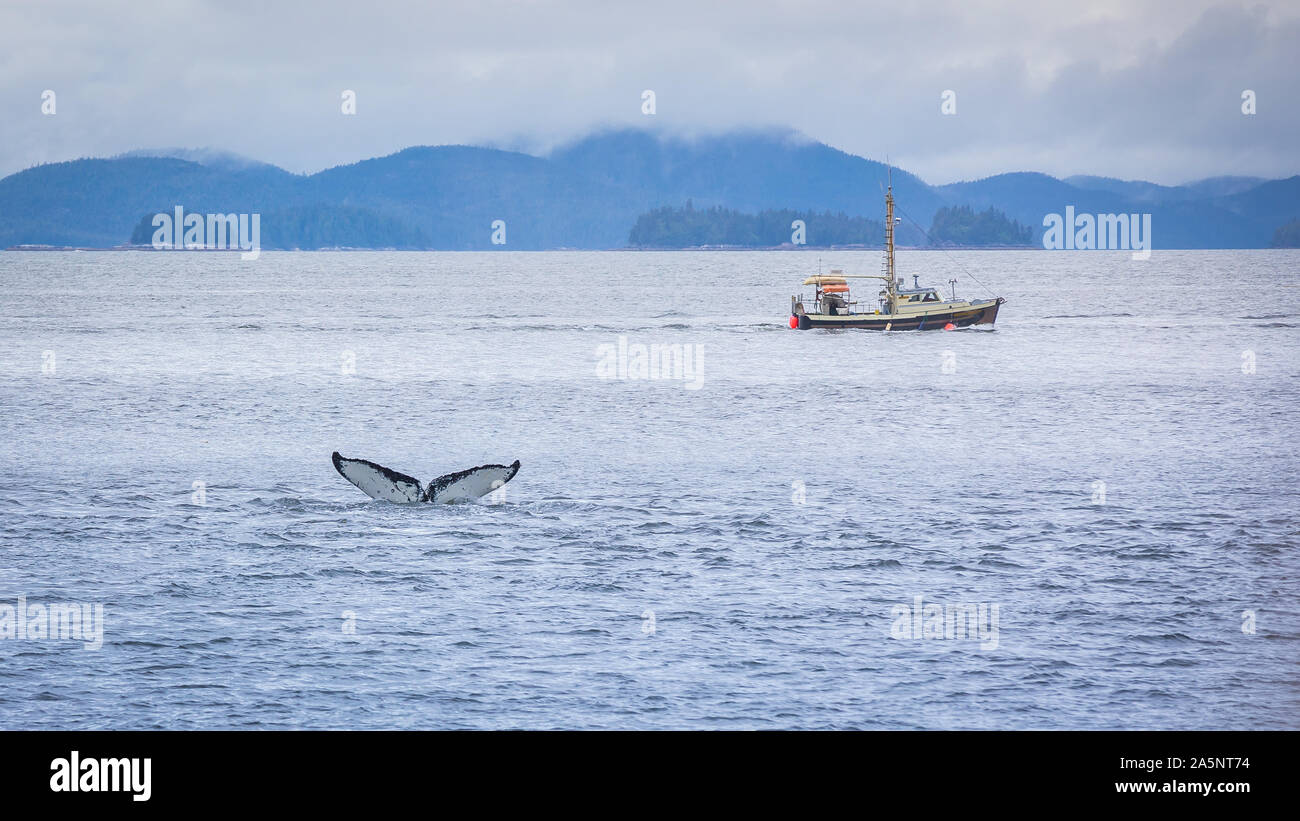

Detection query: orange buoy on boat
(944, 322), (956, 331)
(788, 315), (798, 329)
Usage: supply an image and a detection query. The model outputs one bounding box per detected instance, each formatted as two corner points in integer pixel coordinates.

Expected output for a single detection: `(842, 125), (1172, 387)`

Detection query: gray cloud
(2, 0), (1296, 183)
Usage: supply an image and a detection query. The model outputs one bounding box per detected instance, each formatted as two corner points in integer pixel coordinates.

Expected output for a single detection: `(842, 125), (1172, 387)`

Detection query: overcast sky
(2, 0), (1297, 184)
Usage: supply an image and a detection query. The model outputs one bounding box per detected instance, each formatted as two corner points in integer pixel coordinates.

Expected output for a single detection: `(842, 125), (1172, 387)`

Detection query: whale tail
(332, 452), (520, 504)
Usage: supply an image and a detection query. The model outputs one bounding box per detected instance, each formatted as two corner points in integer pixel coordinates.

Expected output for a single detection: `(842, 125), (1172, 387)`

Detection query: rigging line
(893, 202), (1002, 301)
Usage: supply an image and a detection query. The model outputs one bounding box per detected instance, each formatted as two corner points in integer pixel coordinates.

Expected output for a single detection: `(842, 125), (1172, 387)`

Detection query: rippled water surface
(1, 249), (1297, 729)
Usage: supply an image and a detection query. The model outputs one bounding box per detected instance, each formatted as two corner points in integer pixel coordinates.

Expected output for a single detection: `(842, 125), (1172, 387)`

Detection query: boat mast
(883, 168), (899, 313)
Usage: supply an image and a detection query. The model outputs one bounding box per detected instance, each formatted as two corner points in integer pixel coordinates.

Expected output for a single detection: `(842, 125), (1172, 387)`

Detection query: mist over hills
(2, 128), (1295, 250)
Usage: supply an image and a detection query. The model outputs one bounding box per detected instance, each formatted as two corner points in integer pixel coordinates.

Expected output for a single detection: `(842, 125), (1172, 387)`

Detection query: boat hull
(796, 298), (1003, 330)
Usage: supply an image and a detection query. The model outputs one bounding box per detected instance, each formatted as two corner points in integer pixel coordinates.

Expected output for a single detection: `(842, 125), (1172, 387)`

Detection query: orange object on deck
(820, 283), (850, 293)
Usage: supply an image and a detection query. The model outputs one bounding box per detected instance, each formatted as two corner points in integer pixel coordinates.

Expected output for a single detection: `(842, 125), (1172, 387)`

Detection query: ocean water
(0, 249), (1296, 730)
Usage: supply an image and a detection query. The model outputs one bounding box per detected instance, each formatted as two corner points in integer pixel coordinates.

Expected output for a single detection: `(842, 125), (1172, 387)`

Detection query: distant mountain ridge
(1, 128), (1295, 249)
(116, 147), (278, 172)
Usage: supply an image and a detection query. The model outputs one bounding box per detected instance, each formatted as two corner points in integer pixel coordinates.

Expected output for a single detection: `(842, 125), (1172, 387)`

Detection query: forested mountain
(1, 129), (1295, 250)
(928, 205), (1034, 246)
(627, 202), (915, 248)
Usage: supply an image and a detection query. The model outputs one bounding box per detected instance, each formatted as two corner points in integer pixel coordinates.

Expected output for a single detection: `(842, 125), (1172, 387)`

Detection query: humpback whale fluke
(331, 452), (520, 504)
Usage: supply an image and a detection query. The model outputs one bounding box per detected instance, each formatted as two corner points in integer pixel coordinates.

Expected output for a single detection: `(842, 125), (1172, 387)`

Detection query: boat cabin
(899, 287), (943, 304)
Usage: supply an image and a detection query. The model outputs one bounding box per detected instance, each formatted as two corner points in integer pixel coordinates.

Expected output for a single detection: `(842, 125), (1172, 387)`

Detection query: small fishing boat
(789, 182), (1004, 330)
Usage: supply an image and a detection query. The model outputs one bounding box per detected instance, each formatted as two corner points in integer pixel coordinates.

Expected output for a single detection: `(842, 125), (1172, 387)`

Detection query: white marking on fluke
(332, 452), (520, 504)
